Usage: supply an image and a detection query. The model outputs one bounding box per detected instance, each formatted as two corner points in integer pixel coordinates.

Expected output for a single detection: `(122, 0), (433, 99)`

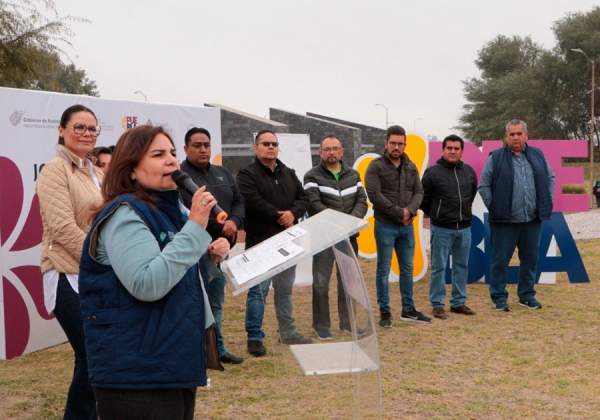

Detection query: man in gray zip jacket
(420, 135), (478, 320)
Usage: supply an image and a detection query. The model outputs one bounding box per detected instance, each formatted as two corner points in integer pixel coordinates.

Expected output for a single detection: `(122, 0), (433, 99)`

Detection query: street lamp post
(375, 103), (388, 129)
(133, 91), (147, 102)
(572, 48), (595, 208)
(414, 117), (423, 131)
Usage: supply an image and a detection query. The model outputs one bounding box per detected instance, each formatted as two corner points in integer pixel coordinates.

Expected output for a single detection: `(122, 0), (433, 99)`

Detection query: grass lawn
(0, 239), (598, 419)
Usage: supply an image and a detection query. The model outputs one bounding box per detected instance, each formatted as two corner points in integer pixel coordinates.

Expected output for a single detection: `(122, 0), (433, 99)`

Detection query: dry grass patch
(1, 240), (599, 419)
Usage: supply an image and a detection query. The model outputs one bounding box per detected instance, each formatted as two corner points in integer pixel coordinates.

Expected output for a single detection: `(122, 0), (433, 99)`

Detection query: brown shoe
(432, 307), (447, 319)
(450, 305), (476, 315)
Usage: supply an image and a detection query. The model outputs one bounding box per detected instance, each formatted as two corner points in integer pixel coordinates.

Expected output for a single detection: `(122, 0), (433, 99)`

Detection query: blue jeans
(312, 238), (359, 331)
(489, 219), (542, 303)
(429, 225), (471, 308)
(245, 266), (297, 341)
(208, 276), (227, 357)
(54, 275), (97, 420)
(374, 221), (415, 313)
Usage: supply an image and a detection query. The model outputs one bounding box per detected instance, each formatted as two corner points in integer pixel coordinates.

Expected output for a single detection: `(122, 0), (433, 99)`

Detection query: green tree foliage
(457, 6), (600, 146)
(33, 49), (99, 95)
(554, 7), (600, 148)
(0, 0), (98, 96)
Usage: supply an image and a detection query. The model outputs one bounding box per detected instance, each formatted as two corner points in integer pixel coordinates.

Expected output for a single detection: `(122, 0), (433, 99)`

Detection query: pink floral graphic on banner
(0, 156), (46, 359)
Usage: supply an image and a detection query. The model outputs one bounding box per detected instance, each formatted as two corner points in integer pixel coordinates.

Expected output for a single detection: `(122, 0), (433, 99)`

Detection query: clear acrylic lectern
(221, 209), (382, 419)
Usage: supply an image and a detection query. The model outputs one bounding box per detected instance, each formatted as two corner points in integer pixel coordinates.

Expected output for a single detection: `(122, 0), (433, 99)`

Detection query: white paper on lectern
(226, 232), (306, 284)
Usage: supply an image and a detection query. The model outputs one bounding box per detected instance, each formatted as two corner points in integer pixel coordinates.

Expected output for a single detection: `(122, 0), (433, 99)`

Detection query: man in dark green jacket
(304, 135), (367, 340)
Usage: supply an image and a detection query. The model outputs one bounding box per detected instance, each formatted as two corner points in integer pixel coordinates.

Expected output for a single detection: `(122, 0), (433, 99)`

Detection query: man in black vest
(479, 120), (555, 312)
(179, 127), (245, 364)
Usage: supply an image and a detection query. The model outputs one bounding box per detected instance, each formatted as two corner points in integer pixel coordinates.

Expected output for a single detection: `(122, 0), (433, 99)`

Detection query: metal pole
(571, 49), (596, 208)
(134, 91), (147, 101)
(375, 104), (388, 128)
(414, 118), (423, 131)
(591, 61), (595, 208)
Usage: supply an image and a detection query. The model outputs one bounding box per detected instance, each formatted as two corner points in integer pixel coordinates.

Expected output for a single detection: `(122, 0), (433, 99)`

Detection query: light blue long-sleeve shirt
(479, 146), (555, 223)
(96, 204), (216, 325)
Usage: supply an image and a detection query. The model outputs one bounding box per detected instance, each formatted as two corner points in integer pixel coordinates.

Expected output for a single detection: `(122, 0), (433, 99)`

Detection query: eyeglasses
(258, 141), (279, 147)
(321, 146), (342, 152)
(66, 123), (101, 137)
(388, 141), (405, 148)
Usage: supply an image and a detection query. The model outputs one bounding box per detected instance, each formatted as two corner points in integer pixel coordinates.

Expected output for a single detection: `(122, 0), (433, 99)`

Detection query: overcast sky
(54, 0), (598, 141)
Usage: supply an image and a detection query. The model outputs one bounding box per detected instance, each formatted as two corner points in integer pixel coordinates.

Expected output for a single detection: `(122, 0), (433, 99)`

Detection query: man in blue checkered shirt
(479, 120), (555, 312)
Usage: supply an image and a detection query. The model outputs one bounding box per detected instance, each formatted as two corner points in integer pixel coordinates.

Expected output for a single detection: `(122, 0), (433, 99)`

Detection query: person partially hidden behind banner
(479, 119), (555, 312)
(593, 181), (600, 208)
(237, 130), (312, 357)
(304, 135), (368, 340)
(92, 146), (112, 175)
(78, 126), (229, 420)
(36, 104), (104, 420)
(420, 135), (478, 319)
(179, 127), (245, 365)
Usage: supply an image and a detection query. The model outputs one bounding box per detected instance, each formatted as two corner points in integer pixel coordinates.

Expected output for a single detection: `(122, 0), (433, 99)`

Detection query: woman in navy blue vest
(79, 125), (229, 420)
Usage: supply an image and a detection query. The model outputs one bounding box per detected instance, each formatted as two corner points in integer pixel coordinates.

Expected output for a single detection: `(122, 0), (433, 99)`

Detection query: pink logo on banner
(0, 157), (47, 359)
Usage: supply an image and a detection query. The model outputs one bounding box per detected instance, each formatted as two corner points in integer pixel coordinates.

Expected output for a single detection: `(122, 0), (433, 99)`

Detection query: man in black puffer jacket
(304, 135), (367, 341)
(420, 134), (478, 320)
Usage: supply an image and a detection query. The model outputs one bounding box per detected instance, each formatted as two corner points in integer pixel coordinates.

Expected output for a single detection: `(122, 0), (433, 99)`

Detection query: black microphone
(172, 170), (228, 224)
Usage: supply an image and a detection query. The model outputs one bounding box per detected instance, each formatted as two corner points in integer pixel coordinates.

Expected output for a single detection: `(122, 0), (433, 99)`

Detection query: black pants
(53, 275), (97, 419)
(94, 387), (197, 420)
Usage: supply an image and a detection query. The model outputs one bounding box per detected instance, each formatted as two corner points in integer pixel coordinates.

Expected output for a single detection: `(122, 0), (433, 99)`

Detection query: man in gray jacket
(304, 135), (368, 340)
(365, 125), (430, 326)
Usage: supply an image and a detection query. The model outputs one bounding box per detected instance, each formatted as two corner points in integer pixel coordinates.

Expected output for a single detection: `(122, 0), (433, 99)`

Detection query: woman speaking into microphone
(79, 125), (229, 420)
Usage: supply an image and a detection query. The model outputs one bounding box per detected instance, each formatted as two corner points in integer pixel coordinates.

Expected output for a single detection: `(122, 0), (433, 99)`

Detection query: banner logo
(121, 116), (138, 130)
(9, 109), (25, 126)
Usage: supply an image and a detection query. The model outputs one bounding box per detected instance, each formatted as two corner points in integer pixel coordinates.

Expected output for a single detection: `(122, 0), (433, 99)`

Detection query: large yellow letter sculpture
(353, 133), (429, 282)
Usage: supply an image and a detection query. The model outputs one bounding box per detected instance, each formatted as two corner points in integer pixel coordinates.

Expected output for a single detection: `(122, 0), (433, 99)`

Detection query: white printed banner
(0, 87), (221, 359)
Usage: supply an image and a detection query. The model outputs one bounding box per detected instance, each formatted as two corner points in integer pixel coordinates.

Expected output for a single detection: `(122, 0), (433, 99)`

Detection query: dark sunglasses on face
(259, 141), (279, 147)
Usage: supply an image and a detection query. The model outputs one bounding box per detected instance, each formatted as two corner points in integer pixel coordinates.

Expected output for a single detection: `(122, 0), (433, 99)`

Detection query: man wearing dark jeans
(179, 127), (245, 364)
(237, 130), (312, 357)
(420, 135), (478, 320)
(304, 135), (367, 340)
(365, 125), (430, 326)
(479, 120), (555, 312)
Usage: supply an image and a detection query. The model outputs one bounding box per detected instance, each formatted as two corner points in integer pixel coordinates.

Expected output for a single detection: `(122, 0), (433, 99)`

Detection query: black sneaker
(316, 329), (333, 341)
(494, 302), (511, 312)
(338, 325), (366, 336)
(379, 310), (392, 328)
(519, 299), (542, 309)
(400, 309), (432, 324)
(247, 340), (267, 357)
(219, 352), (244, 364)
(279, 332), (313, 345)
